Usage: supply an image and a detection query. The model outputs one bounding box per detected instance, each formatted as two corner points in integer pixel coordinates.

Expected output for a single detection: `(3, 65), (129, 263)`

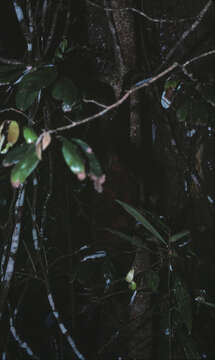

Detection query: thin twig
(162, 0), (213, 65)
(86, 0), (195, 23)
(83, 98), (108, 108)
(183, 48), (215, 67)
(49, 62), (178, 134)
(0, 107), (30, 121)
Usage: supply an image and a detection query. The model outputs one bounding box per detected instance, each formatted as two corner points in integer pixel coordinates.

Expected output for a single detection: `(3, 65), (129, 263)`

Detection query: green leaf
(62, 138), (86, 180)
(145, 270), (160, 293)
(71, 138), (105, 192)
(19, 65), (57, 90)
(16, 88), (39, 111)
(106, 228), (153, 252)
(117, 200), (167, 246)
(129, 281), (136, 291)
(142, 209), (170, 235)
(71, 138), (103, 177)
(0, 64), (25, 84)
(16, 65), (57, 111)
(169, 230), (190, 243)
(52, 77), (78, 106)
(23, 127), (38, 144)
(10, 146), (39, 187)
(2, 143), (30, 167)
(174, 276), (192, 334)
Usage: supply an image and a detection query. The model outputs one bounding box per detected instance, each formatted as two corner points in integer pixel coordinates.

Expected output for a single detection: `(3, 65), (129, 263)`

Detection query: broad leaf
(23, 127), (38, 144)
(52, 77), (78, 106)
(16, 65), (57, 110)
(10, 146), (39, 187)
(3, 143), (30, 167)
(117, 200), (167, 246)
(16, 88), (39, 111)
(62, 138), (86, 180)
(18, 65), (57, 90)
(71, 138), (105, 192)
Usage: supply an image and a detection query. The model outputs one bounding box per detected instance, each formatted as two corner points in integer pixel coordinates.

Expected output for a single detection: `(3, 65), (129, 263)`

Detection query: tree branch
(49, 62), (178, 134)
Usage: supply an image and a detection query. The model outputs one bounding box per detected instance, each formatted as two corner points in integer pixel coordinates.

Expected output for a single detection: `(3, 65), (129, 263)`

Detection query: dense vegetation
(0, 1), (214, 359)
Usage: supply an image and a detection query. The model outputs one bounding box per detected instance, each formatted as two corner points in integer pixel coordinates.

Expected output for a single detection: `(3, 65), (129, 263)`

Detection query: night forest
(0, 1), (214, 359)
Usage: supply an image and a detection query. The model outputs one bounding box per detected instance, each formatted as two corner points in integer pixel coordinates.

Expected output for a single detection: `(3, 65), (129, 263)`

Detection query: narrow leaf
(106, 228), (153, 252)
(117, 200), (167, 246)
(169, 230), (190, 243)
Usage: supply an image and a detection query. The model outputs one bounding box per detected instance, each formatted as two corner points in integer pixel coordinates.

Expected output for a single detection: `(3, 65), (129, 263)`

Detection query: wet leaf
(169, 230), (190, 243)
(62, 138), (86, 180)
(145, 270), (160, 293)
(23, 127), (38, 144)
(10, 147), (39, 187)
(71, 138), (106, 192)
(52, 77), (78, 106)
(2, 143), (30, 167)
(174, 276), (192, 334)
(117, 200), (167, 246)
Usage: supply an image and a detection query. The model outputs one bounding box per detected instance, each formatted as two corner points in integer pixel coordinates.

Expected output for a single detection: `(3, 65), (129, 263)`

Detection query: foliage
(114, 200), (215, 360)
(0, 1), (214, 359)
